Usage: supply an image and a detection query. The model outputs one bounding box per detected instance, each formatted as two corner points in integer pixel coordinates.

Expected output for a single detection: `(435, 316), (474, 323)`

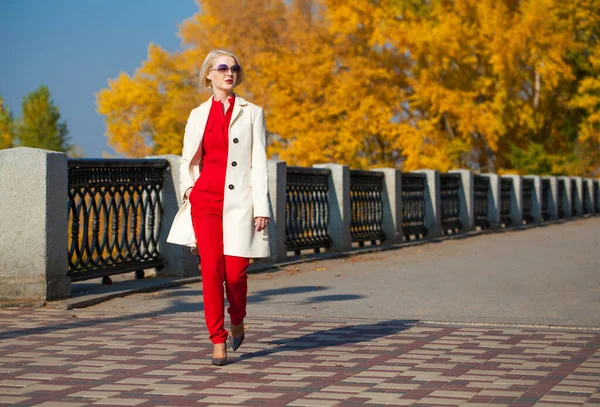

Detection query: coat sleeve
(251, 107), (270, 218)
(179, 110), (198, 202)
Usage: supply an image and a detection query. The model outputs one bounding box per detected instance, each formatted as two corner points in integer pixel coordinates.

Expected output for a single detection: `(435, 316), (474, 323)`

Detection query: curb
(46, 276), (202, 310)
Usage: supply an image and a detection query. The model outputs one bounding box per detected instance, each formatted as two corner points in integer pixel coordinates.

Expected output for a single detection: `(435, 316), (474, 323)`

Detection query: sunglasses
(210, 64), (241, 75)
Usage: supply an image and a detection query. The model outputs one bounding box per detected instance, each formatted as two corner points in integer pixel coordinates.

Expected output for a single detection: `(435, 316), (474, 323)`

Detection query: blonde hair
(199, 49), (245, 89)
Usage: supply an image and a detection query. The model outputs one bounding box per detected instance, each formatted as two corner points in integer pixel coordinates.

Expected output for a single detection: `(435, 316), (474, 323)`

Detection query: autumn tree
(0, 96), (15, 150)
(16, 85), (72, 153)
(97, 0), (600, 175)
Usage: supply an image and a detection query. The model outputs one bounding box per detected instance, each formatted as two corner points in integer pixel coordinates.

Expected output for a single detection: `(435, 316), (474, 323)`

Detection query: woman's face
(207, 55), (239, 93)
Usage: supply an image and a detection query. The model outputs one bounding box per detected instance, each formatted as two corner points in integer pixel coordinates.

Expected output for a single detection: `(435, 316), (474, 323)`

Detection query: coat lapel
(230, 94), (248, 130)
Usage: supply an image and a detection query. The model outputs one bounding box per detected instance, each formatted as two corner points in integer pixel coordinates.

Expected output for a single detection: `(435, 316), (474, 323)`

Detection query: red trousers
(190, 165), (249, 344)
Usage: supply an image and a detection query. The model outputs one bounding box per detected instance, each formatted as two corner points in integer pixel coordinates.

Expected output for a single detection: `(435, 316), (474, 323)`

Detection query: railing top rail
(349, 169), (384, 178)
(402, 172), (426, 179)
(287, 166), (331, 176)
(68, 158), (169, 169)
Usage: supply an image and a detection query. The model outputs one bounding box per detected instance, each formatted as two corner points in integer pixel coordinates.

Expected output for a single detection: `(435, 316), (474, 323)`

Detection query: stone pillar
(314, 163), (351, 251)
(524, 175), (542, 223)
(501, 175), (523, 225)
(0, 148), (71, 305)
(585, 178), (596, 214)
(558, 176), (572, 218)
(482, 173), (501, 229)
(449, 169), (475, 232)
(542, 176), (559, 220)
(372, 168), (402, 244)
(268, 160), (287, 262)
(414, 170), (442, 238)
(570, 176), (583, 216)
(148, 155), (198, 278)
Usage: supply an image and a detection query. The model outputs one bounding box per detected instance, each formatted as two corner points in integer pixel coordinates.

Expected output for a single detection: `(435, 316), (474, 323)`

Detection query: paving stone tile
(0, 395), (30, 404)
(92, 398), (148, 406)
(67, 390), (121, 399)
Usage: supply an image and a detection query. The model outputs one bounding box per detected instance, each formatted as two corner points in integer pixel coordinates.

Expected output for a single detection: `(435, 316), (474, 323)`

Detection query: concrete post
(372, 168), (402, 244)
(542, 176), (559, 220)
(449, 169), (475, 232)
(501, 175), (523, 225)
(524, 175), (542, 223)
(147, 155), (198, 278)
(313, 163), (351, 251)
(571, 176), (583, 216)
(558, 176), (573, 218)
(586, 178), (597, 214)
(0, 148), (71, 305)
(482, 173), (501, 229)
(414, 170), (442, 238)
(268, 160), (287, 262)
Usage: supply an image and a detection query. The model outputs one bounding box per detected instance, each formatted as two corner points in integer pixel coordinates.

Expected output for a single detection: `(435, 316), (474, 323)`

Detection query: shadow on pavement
(238, 319), (417, 361)
(2, 285), (367, 339)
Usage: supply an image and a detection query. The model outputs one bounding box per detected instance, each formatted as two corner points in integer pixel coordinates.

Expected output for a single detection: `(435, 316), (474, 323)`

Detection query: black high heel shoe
(211, 342), (228, 366)
(231, 333), (245, 352)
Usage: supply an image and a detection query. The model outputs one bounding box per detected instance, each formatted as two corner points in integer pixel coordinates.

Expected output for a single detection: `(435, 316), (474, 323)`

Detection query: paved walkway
(1, 217), (600, 406)
(1, 308), (599, 406)
(89, 217), (600, 327)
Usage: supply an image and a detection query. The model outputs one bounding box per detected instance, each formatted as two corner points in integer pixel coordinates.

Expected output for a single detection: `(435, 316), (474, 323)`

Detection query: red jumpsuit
(189, 95), (249, 344)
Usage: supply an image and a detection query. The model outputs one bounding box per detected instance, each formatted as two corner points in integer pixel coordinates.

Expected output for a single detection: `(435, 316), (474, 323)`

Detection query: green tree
(0, 96), (15, 150)
(16, 85), (72, 153)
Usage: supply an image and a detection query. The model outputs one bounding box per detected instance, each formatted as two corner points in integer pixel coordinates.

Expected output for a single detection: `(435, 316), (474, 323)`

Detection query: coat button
(231, 161), (237, 167)
(228, 184), (234, 190)
(233, 138), (239, 143)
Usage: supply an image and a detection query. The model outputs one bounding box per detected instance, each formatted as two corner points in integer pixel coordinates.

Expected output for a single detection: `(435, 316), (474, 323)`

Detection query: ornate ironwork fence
(474, 175), (489, 229)
(440, 173), (462, 233)
(349, 170), (385, 245)
(401, 173), (428, 239)
(596, 180), (600, 214)
(571, 179), (578, 216)
(558, 179), (566, 218)
(541, 179), (550, 221)
(500, 178), (513, 226)
(67, 159), (168, 282)
(286, 167), (332, 254)
(522, 178), (534, 224)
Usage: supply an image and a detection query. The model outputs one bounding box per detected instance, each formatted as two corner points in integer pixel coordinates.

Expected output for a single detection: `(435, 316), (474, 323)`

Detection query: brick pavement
(1, 308), (599, 407)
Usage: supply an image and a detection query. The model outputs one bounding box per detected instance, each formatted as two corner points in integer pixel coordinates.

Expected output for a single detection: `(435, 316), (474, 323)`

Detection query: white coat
(166, 95), (270, 258)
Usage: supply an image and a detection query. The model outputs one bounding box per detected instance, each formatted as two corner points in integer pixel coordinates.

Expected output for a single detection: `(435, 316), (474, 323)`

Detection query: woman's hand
(255, 217), (270, 232)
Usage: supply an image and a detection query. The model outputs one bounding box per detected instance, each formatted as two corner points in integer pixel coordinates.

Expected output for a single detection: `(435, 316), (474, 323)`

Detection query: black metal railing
(595, 181), (600, 214)
(474, 175), (489, 229)
(571, 179), (578, 216)
(350, 170), (385, 245)
(401, 173), (428, 239)
(500, 178), (513, 226)
(440, 173), (462, 233)
(522, 178), (534, 224)
(558, 178), (566, 218)
(67, 159), (168, 282)
(541, 178), (550, 221)
(286, 167), (331, 254)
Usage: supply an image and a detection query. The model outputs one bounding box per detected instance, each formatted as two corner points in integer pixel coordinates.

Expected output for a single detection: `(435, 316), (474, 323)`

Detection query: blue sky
(0, 0), (198, 157)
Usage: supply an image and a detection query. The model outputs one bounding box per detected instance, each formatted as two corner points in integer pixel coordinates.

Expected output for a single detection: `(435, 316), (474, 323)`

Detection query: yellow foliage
(96, 0), (599, 175)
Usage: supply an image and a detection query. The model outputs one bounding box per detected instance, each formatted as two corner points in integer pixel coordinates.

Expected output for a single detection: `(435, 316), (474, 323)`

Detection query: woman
(167, 49), (271, 366)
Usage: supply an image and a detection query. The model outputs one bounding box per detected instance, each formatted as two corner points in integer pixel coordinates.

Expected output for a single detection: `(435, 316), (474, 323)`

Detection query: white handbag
(166, 200), (197, 248)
